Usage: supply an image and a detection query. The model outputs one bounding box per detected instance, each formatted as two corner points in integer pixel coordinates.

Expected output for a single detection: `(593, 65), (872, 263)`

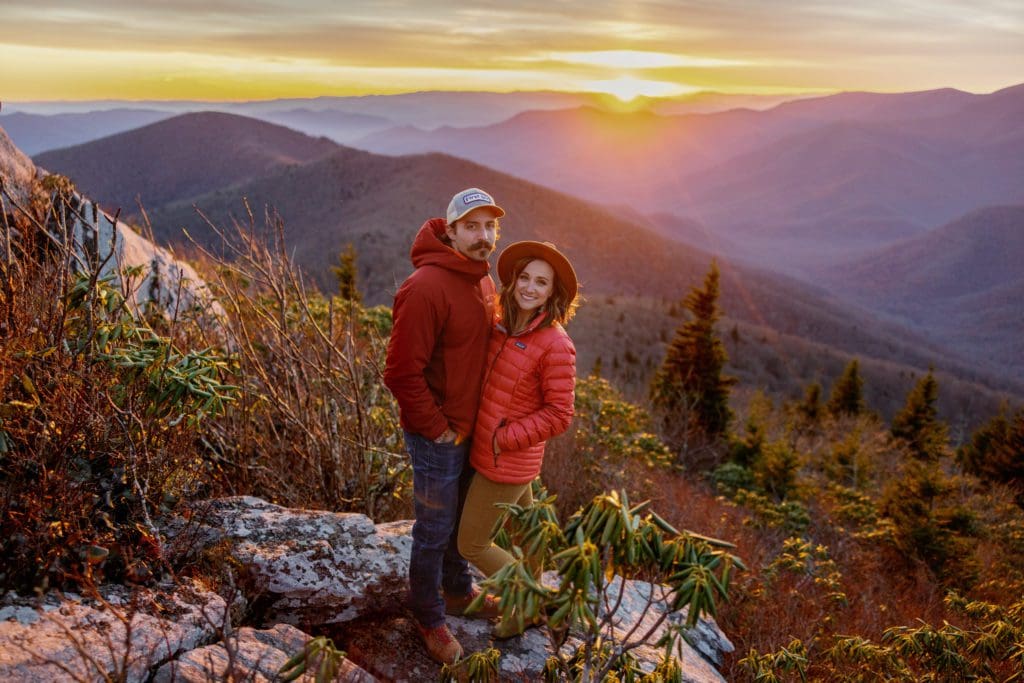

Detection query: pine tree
(331, 243), (361, 303)
(891, 369), (948, 462)
(826, 359), (865, 417)
(884, 370), (967, 577)
(958, 405), (1024, 501)
(651, 262), (735, 440)
(797, 381), (823, 423)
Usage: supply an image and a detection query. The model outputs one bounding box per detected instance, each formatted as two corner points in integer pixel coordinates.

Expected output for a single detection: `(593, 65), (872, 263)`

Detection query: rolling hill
(34, 112), (341, 214)
(816, 205), (1024, 374)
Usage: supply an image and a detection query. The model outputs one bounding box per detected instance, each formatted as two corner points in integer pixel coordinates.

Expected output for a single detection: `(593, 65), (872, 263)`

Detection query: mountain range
(2, 89), (807, 155)
(18, 110), (1023, 423)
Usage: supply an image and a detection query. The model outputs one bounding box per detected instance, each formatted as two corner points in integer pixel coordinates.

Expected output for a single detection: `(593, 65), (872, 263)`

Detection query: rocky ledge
(0, 496), (733, 681)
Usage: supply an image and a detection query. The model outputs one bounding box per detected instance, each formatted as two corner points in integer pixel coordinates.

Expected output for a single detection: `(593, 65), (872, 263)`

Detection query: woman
(457, 240), (579, 637)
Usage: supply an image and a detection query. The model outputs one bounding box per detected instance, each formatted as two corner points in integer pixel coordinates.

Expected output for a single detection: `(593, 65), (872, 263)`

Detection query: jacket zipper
(482, 327), (511, 468)
(483, 316), (545, 469)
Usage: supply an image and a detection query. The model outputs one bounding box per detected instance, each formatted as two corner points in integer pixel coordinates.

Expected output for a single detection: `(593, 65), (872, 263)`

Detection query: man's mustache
(471, 240), (495, 252)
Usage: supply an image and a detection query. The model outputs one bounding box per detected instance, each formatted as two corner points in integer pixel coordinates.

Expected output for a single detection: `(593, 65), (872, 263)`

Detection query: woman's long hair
(498, 256), (579, 332)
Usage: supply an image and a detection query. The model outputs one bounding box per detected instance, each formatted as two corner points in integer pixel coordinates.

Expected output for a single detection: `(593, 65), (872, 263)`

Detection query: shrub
(0, 186), (234, 592)
(186, 207), (408, 519)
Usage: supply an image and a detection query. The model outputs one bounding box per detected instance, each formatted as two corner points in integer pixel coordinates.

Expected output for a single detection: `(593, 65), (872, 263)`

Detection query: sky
(1, 0), (1022, 103)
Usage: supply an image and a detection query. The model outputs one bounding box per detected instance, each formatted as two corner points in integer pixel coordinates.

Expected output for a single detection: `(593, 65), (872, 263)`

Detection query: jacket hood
(410, 218), (491, 278)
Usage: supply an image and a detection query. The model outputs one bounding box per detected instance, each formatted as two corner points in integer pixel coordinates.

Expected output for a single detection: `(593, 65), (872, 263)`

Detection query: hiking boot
(444, 586), (502, 619)
(417, 622), (463, 664)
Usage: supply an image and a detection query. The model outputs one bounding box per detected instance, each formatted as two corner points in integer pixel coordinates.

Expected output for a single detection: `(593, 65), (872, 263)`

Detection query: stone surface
(0, 581), (226, 683)
(153, 623), (377, 683)
(172, 496), (414, 626)
(0, 125), (36, 206)
(179, 497), (734, 682)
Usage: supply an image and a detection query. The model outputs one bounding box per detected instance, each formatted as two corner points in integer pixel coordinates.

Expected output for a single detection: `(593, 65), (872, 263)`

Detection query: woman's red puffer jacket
(469, 314), (576, 484)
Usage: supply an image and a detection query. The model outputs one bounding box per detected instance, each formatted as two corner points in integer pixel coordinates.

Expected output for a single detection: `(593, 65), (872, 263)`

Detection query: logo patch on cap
(462, 192), (490, 205)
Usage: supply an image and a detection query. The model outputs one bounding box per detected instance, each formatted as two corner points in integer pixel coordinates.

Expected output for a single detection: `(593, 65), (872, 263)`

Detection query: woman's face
(514, 259), (555, 314)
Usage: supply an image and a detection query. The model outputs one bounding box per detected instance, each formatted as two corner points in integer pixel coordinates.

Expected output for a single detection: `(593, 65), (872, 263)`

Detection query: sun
(584, 76), (694, 102)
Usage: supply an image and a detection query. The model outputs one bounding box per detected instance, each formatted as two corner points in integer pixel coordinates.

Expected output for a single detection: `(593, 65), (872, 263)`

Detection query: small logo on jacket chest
(514, 341), (527, 350)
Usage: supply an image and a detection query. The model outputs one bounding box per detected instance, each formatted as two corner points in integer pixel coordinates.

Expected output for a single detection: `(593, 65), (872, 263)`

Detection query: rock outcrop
(174, 496), (734, 681)
(0, 496), (733, 681)
(0, 581), (226, 682)
(172, 496), (413, 627)
(0, 123), (219, 318)
(0, 126), (36, 206)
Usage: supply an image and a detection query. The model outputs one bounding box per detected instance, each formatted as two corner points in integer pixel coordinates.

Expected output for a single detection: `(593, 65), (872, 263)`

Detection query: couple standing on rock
(383, 187), (580, 664)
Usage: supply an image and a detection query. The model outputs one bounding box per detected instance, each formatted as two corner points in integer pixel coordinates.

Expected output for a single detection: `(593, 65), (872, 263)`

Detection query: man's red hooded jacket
(384, 218), (496, 441)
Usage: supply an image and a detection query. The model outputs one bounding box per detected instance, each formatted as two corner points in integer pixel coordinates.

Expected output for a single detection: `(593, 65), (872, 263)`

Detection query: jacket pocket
(492, 418), (507, 469)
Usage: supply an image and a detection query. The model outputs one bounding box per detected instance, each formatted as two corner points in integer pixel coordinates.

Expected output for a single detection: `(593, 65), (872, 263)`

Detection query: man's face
(446, 206), (500, 262)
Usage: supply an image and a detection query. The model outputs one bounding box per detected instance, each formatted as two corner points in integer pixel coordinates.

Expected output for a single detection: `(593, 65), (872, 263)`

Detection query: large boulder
(171, 496), (414, 626)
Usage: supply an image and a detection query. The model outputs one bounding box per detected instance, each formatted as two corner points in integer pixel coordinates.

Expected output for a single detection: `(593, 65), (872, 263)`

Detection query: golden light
(547, 50), (745, 69)
(584, 76), (694, 102)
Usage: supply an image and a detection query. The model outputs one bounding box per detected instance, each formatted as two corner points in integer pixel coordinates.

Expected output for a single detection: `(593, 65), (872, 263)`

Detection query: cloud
(1, 0), (1021, 98)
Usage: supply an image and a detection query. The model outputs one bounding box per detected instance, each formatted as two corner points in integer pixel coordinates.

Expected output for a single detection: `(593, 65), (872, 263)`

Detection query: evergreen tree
(826, 359), (865, 417)
(958, 405), (1024, 502)
(884, 370), (967, 578)
(330, 243), (361, 303)
(651, 261), (735, 439)
(797, 381), (823, 423)
(891, 369), (948, 462)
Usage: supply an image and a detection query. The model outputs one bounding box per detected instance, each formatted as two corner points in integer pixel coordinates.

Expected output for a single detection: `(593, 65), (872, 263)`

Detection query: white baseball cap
(446, 187), (505, 225)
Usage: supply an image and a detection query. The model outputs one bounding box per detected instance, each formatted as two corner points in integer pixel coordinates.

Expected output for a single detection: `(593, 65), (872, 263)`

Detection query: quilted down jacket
(469, 313), (576, 484)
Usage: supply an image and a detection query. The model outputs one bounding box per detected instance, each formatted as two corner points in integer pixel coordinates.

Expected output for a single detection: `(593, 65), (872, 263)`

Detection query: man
(384, 187), (505, 664)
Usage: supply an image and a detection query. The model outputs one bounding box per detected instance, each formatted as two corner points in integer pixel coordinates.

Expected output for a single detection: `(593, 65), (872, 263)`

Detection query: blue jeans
(403, 431), (474, 627)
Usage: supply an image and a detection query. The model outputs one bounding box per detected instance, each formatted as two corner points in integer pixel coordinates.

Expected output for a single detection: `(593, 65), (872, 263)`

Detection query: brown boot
(417, 622), (463, 664)
(444, 586), (502, 619)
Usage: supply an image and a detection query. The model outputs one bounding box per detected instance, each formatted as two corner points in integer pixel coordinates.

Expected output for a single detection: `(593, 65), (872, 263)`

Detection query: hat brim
(448, 203), (505, 225)
(497, 241), (578, 302)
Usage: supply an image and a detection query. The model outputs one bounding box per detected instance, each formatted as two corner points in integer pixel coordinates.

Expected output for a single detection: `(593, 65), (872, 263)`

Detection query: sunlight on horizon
(585, 76), (696, 102)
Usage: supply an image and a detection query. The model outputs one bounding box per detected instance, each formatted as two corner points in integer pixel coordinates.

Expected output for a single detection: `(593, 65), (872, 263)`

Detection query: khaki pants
(457, 473), (534, 577)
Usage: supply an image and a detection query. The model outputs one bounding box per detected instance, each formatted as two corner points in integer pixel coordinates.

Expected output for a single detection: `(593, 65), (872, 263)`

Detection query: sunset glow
(585, 77), (696, 102)
(0, 1), (1021, 102)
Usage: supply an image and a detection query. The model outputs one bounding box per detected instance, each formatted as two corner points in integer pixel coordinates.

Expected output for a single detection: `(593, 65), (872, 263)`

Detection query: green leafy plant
(738, 639), (808, 683)
(468, 485), (744, 682)
(279, 635), (348, 682)
(440, 647), (501, 682)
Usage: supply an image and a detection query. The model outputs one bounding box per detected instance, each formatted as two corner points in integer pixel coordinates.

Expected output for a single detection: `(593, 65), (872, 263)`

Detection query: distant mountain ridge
(38, 112), (1004, 380)
(20, 110), (1024, 406)
(817, 205), (1024, 374)
(352, 84), (1024, 275)
(35, 112), (340, 214)
(0, 109), (174, 155)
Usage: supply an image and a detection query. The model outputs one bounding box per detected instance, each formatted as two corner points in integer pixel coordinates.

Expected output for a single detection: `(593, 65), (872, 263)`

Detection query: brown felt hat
(496, 241), (578, 302)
